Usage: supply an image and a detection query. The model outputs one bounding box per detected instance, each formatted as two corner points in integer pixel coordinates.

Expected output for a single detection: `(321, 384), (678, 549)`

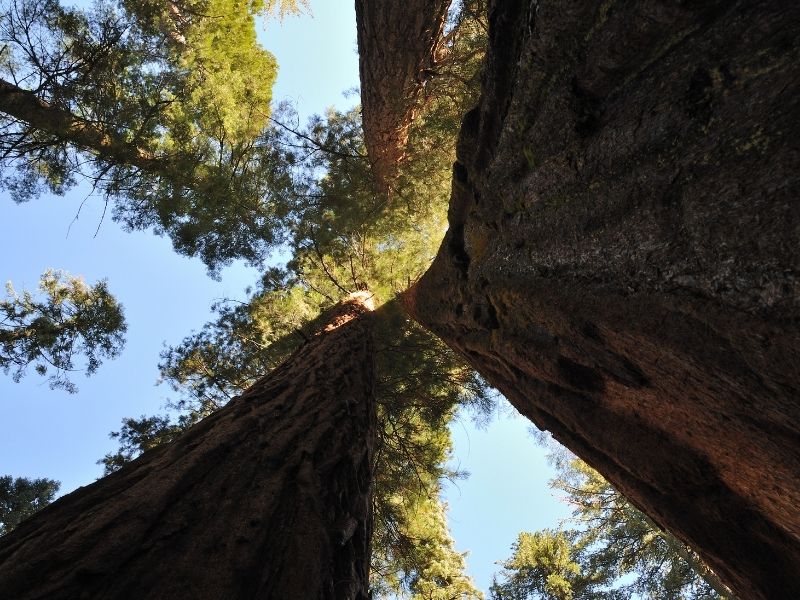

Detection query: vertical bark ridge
(0, 295), (377, 600)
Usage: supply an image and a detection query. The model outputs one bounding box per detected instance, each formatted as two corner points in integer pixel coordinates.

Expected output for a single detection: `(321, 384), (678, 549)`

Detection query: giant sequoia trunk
(355, 0), (451, 191)
(0, 295), (376, 599)
(406, 1), (800, 599)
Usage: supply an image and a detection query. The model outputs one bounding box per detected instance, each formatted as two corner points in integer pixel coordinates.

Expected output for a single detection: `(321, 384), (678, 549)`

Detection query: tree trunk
(405, 1), (800, 599)
(355, 0), (451, 192)
(0, 294), (377, 599)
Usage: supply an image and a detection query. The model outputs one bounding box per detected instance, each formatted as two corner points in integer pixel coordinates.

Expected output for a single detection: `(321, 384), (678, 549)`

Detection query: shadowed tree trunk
(405, 1), (800, 599)
(355, 0), (451, 192)
(0, 294), (377, 599)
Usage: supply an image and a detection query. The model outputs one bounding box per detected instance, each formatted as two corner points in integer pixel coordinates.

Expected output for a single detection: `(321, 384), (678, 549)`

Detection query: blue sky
(0, 2), (569, 595)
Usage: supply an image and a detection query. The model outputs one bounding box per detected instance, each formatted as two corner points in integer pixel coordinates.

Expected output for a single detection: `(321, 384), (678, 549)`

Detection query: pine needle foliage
(0, 270), (126, 392)
(490, 452), (736, 600)
(0, 475), (60, 535)
(0, 0), (290, 273)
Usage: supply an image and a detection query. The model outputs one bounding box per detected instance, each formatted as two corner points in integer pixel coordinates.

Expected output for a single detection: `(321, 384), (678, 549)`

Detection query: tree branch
(0, 77), (166, 173)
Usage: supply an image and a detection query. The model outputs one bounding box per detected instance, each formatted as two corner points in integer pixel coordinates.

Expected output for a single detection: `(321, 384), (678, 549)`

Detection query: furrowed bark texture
(406, 1), (800, 599)
(0, 296), (376, 599)
(355, 0), (450, 191)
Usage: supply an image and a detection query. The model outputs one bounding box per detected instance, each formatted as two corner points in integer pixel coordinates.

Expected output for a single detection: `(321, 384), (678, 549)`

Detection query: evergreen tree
(490, 452), (734, 600)
(100, 292), (488, 598)
(0, 270), (126, 392)
(404, 1), (800, 597)
(491, 530), (602, 600)
(0, 475), (59, 535)
(0, 0), (292, 272)
(0, 295), (379, 599)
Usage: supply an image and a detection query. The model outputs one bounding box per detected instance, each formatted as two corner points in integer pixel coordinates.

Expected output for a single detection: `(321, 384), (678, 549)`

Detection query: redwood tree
(405, 1), (800, 598)
(355, 0), (451, 190)
(0, 295), (377, 599)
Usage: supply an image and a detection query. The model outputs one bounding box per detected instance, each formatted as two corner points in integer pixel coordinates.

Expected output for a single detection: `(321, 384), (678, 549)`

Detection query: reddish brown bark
(406, 1), (800, 599)
(355, 0), (451, 192)
(0, 295), (376, 599)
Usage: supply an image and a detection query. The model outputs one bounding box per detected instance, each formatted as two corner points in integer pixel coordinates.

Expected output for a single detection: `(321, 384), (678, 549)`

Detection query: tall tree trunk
(355, 0), (451, 192)
(406, 1), (800, 599)
(0, 294), (377, 599)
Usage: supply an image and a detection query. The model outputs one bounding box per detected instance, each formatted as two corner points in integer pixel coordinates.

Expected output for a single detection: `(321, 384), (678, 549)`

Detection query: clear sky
(0, 2), (570, 596)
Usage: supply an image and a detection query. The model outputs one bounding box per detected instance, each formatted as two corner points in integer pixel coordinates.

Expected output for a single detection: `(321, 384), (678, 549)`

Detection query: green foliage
(0, 0), (486, 274)
(156, 268), (321, 413)
(283, 106), (447, 302)
(369, 301), (488, 599)
(0, 475), (60, 535)
(0, 0), (290, 272)
(0, 270), (126, 392)
(492, 530), (590, 600)
(263, 0), (309, 20)
(373, 493), (483, 600)
(98, 414), (189, 473)
(490, 453), (735, 600)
